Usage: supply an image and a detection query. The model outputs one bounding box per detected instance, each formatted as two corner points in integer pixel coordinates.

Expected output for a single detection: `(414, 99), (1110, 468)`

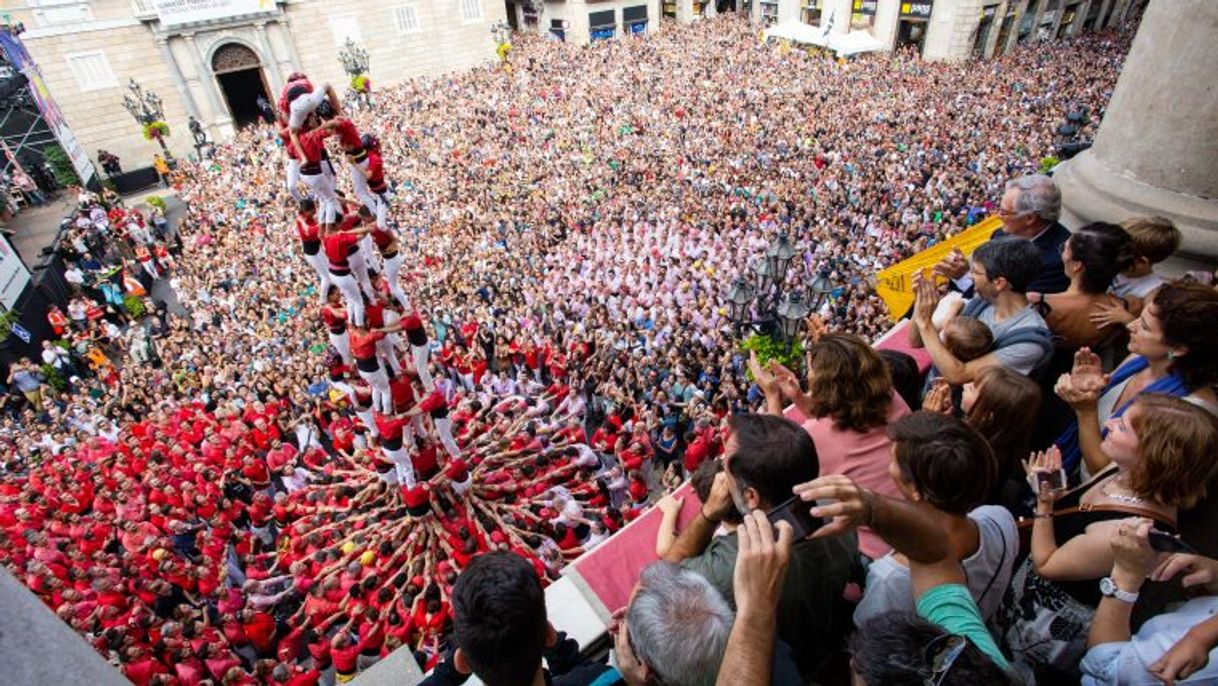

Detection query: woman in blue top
(1055, 281), (1218, 480)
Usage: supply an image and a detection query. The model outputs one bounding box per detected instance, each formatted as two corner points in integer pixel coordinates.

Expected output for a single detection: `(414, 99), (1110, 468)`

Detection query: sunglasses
(922, 633), (967, 686)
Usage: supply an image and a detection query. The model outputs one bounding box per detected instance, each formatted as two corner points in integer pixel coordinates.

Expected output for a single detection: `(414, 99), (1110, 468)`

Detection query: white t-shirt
(854, 505), (1018, 625)
(1111, 272), (1165, 299)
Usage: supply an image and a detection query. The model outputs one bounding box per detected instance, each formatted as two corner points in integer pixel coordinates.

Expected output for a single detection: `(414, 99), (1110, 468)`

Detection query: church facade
(9, 0), (505, 169)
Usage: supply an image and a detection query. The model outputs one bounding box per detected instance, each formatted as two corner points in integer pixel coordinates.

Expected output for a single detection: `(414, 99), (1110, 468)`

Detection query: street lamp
(490, 20), (511, 45)
(726, 278), (756, 324)
(121, 78), (173, 160)
(727, 234), (834, 343)
(337, 38), (370, 77)
(763, 233), (797, 279)
(775, 292), (812, 340)
(806, 269), (834, 312)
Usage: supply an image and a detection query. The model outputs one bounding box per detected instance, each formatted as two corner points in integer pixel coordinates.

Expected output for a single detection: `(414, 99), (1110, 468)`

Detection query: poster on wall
(0, 235), (31, 311)
(154, 0), (274, 27)
(0, 31), (97, 185)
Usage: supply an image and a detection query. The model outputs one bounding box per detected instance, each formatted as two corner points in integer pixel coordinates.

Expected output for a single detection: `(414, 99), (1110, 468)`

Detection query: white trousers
(434, 416), (461, 459)
(305, 249), (331, 301)
(329, 272), (365, 327)
(348, 248), (377, 300)
(301, 171), (339, 225)
(355, 406), (378, 439)
(328, 330), (352, 366)
(350, 158), (378, 214)
(411, 343), (434, 391)
(358, 364), (394, 414)
(382, 251), (409, 310)
(376, 338), (402, 377)
(384, 445), (416, 487)
(371, 191), (390, 227)
(285, 158), (303, 201)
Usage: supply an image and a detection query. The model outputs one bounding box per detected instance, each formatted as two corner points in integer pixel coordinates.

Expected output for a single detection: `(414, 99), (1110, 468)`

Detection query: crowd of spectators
(4, 12), (1218, 686)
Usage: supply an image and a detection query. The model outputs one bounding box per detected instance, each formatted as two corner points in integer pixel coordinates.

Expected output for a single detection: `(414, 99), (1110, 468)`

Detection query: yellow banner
(874, 216), (1004, 321)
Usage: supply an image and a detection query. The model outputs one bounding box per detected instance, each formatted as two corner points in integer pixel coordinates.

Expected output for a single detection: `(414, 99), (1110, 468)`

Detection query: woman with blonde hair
(751, 332), (909, 560)
(998, 393), (1218, 681)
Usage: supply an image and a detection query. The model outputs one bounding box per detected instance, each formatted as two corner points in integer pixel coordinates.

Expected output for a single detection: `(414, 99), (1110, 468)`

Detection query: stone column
(676, 0), (695, 23)
(872, 0), (901, 49)
(825, 0), (852, 33)
(1000, 0), (1028, 52)
(157, 37), (201, 123)
(275, 18), (304, 73)
(183, 32), (233, 136)
(1072, 0), (1091, 34)
(1093, 0), (1113, 27)
(982, 0), (1009, 57)
(776, 0), (800, 23)
(253, 21), (282, 94)
(1056, 0), (1218, 258)
(922, 0), (983, 62)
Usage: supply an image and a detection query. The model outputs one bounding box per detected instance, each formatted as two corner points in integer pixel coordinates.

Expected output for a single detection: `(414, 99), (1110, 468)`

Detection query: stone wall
(15, 0), (194, 171)
(10, 0), (505, 173)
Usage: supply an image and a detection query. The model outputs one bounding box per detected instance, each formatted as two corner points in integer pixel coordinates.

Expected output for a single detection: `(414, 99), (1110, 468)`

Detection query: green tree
(42, 144), (81, 186)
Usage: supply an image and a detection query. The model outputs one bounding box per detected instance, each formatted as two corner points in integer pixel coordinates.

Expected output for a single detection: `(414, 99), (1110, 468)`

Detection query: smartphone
(1148, 530), (1198, 555)
(766, 495), (823, 540)
(1032, 469), (1067, 495)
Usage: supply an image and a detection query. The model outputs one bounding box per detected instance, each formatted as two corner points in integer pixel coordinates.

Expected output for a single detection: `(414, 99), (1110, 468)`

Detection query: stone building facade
(8, 0), (505, 169)
(513, 0), (1141, 54)
(508, 0), (664, 44)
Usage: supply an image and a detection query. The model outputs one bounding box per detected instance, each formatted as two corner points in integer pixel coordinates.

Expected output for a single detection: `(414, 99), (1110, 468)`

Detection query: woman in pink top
(752, 333), (909, 559)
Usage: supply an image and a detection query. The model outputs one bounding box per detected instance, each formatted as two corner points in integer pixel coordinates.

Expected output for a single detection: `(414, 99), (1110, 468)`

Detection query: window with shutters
(393, 4), (421, 34)
(65, 50), (118, 92)
(461, 0), (483, 23)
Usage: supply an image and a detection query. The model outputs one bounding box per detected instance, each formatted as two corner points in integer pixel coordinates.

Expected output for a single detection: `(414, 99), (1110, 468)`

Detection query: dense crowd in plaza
(3, 12), (1218, 686)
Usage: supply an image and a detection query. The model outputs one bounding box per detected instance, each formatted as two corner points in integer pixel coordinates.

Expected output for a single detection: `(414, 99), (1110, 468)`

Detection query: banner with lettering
(874, 216), (1003, 321)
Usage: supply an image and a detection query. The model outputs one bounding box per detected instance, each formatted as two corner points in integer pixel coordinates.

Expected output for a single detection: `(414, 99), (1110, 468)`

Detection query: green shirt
(916, 583), (1011, 671)
(682, 530), (858, 681)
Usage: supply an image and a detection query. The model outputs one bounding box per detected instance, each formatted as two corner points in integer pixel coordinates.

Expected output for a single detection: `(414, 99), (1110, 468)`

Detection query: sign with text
(900, 1), (934, 18)
(874, 216), (1003, 321)
(154, 0), (272, 27)
(0, 235), (31, 311)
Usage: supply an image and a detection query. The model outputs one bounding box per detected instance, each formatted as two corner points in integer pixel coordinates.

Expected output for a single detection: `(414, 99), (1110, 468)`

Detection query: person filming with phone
(995, 393), (1218, 682)
(660, 413), (857, 682)
(1082, 519), (1218, 685)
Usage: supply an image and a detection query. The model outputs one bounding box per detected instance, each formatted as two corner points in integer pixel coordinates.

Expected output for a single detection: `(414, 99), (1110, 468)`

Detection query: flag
(822, 9), (835, 37)
(874, 216), (1003, 321)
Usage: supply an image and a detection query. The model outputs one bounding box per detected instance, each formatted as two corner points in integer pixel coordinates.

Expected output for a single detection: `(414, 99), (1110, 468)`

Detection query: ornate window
(211, 43), (261, 74)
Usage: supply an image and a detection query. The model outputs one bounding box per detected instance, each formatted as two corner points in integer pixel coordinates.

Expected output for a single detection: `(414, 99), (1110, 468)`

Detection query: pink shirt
(789, 391), (910, 559)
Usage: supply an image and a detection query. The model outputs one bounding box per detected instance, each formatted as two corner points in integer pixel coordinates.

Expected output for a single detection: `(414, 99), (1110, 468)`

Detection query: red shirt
(366, 150), (387, 193)
(296, 214), (320, 243)
(321, 305), (347, 333)
(348, 328), (385, 361)
(390, 376), (415, 412)
(334, 118), (363, 150)
(244, 611), (277, 651)
(374, 414), (411, 442)
(280, 127), (298, 159)
(418, 390), (446, 414)
(323, 231), (360, 270)
(297, 126), (331, 165)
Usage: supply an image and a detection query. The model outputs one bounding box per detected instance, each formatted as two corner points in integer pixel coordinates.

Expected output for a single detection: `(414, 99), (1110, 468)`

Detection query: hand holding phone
(1148, 530), (1198, 555)
(766, 495), (822, 540)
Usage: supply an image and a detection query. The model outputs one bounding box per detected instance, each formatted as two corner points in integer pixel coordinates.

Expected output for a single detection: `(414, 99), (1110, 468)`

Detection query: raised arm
(660, 470), (732, 564)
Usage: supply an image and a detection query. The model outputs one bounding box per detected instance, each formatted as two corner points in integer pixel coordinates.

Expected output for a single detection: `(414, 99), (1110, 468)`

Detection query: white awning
(762, 19), (886, 56)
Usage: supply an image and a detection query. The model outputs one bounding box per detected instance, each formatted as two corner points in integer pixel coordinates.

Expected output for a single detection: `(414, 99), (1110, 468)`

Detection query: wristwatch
(1099, 576), (1140, 603)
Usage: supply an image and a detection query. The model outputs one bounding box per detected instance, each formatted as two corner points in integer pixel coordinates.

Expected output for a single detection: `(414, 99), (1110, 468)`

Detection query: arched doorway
(212, 43), (271, 128)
